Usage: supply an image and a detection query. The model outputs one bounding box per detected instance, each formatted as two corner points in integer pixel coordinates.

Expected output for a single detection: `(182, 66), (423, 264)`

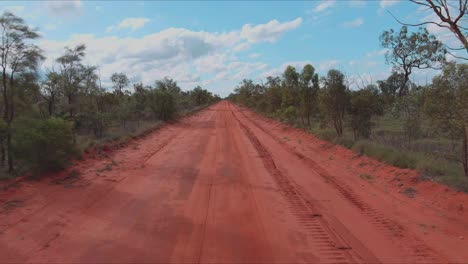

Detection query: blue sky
(0, 1), (463, 96)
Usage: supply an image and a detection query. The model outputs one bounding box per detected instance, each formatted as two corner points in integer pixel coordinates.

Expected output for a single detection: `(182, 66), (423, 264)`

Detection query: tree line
(0, 12), (220, 177)
(228, 24), (467, 179)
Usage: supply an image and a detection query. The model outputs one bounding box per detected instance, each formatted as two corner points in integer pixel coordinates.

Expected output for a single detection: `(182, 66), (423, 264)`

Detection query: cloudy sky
(0, 1), (463, 96)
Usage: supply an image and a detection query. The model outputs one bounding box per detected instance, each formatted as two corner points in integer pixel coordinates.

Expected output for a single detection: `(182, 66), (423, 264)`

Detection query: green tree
(41, 71), (62, 117)
(425, 62), (468, 177)
(56, 44), (87, 119)
(319, 69), (349, 136)
(299, 64), (319, 127)
(149, 88), (176, 121)
(393, 87), (425, 143)
(0, 12), (44, 174)
(380, 26), (446, 96)
(110, 72), (129, 94)
(264, 76), (282, 113)
(234, 79), (256, 108)
(281, 66), (299, 109)
(348, 85), (384, 139)
(191, 86), (213, 106)
(377, 71), (406, 106)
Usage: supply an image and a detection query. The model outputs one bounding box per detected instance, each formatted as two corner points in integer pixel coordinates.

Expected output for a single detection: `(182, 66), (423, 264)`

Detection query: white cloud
(2, 6), (25, 13)
(366, 49), (388, 58)
(46, 0), (82, 17)
(378, 0), (400, 13)
(38, 18), (305, 97)
(40, 29), (230, 81)
(379, 0), (400, 9)
(318, 60), (340, 71)
(341, 18), (364, 28)
(241, 17), (302, 43)
(233, 42), (250, 52)
(44, 23), (58, 31)
(349, 1), (366, 8)
(311, 0), (336, 13)
(106, 17), (151, 32)
(348, 59), (379, 68)
(248, 53), (261, 59)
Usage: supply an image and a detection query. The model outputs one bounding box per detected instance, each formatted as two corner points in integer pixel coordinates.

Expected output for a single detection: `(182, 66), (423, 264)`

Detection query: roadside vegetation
(228, 0), (468, 191)
(0, 12), (220, 179)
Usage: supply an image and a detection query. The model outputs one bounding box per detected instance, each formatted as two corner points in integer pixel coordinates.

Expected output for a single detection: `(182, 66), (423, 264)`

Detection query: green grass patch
(352, 140), (416, 169)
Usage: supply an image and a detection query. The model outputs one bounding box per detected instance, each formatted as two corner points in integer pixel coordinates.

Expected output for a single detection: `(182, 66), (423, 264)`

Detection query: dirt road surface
(1, 101), (467, 263)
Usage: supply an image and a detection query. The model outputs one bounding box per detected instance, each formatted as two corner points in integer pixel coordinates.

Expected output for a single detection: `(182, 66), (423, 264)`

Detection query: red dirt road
(1, 101), (467, 263)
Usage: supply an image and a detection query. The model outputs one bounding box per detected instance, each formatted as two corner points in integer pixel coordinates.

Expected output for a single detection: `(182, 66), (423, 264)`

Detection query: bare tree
(389, 0), (467, 58)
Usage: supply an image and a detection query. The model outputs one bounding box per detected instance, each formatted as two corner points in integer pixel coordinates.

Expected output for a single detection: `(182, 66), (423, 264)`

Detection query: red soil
(0, 101), (467, 263)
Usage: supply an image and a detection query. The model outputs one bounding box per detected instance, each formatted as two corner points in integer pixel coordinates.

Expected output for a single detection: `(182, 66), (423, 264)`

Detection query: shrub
(149, 89), (176, 121)
(333, 135), (355, 149)
(311, 128), (336, 142)
(282, 106), (298, 122)
(13, 118), (78, 176)
(348, 86), (383, 139)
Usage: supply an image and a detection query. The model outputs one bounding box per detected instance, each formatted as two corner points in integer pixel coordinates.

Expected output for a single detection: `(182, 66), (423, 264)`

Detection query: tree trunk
(6, 76), (15, 175)
(334, 118), (343, 137)
(463, 125), (468, 178)
(7, 124), (13, 175)
(68, 94), (74, 118)
(2, 68), (9, 122)
(48, 94), (55, 117)
(399, 71), (410, 97)
(0, 136), (4, 166)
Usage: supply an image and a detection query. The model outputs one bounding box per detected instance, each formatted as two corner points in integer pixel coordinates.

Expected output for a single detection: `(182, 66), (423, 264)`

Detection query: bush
(13, 118), (78, 176)
(311, 127), (338, 142)
(348, 86), (383, 139)
(149, 89), (176, 121)
(282, 106), (298, 122)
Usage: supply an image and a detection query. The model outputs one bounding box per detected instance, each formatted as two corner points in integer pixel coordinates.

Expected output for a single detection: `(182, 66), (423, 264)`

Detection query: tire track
(231, 110), (359, 263)
(234, 106), (444, 263)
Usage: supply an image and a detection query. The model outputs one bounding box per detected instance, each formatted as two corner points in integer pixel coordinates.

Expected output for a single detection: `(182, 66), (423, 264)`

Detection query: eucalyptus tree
(348, 85), (383, 139)
(110, 72), (129, 94)
(299, 64), (319, 127)
(377, 72), (406, 105)
(319, 69), (349, 136)
(425, 62), (468, 177)
(56, 44), (87, 119)
(41, 71), (62, 117)
(191, 86), (213, 106)
(380, 26), (446, 96)
(264, 76), (282, 112)
(281, 66), (300, 109)
(0, 12), (44, 173)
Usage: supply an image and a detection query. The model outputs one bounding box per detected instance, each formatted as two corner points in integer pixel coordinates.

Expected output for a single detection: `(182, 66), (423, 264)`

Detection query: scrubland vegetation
(229, 7), (468, 190)
(0, 12), (220, 178)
